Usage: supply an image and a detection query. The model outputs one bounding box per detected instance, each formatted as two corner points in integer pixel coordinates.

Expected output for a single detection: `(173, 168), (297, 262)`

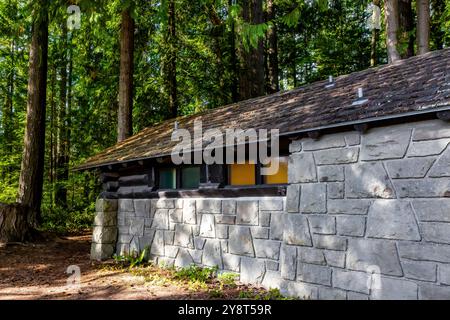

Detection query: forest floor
(0, 232), (275, 300)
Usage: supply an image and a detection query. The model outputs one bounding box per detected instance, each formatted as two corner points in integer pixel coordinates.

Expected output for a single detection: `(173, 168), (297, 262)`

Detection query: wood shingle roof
(77, 49), (450, 170)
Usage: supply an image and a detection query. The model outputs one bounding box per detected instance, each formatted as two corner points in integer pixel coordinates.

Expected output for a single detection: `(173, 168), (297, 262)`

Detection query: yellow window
(263, 157), (288, 184)
(229, 162), (256, 186)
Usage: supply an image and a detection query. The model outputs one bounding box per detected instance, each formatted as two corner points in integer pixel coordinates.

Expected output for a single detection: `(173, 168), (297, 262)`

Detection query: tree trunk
(166, 0), (178, 118)
(399, 0), (415, 58)
(417, 0), (430, 55)
(238, 0), (265, 101)
(56, 24), (69, 208)
(266, 0), (279, 94)
(0, 204), (32, 243)
(384, 0), (401, 63)
(118, 8), (134, 141)
(229, 0), (238, 103)
(15, 0), (49, 234)
(370, 0), (380, 66)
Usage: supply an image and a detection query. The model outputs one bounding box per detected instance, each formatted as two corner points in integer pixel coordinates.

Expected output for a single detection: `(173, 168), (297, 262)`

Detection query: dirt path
(0, 233), (238, 300)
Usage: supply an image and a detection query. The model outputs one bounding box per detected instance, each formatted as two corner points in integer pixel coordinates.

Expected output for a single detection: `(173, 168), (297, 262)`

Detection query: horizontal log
(100, 172), (120, 183)
(118, 174), (150, 187)
(103, 181), (119, 192)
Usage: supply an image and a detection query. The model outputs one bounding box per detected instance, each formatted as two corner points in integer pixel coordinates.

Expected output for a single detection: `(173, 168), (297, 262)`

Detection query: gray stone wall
(91, 199), (118, 260)
(92, 119), (450, 299)
(285, 119), (450, 300)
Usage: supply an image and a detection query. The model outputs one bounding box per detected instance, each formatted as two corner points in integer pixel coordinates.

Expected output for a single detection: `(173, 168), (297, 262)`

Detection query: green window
(181, 166), (200, 189)
(159, 168), (176, 189)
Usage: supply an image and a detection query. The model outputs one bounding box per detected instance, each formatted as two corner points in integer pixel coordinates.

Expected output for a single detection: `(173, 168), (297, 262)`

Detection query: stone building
(77, 49), (450, 299)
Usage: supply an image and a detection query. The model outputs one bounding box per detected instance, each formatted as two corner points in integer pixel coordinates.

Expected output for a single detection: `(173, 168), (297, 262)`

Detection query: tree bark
(118, 8), (134, 141)
(166, 0), (178, 118)
(16, 0), (49, 230)
(398, 0), (415, 58)
(238, 0), (265, 101)
(56, 24), (69, 207)
(384, 0), (401, 63)
(266, 0), (279, 94)
(417, 0), (430, 55)
(0, 204), (32, 243)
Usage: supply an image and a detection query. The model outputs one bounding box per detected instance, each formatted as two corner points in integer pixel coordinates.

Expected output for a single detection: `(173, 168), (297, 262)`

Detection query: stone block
(336, 216), (365, 237)
(319, 287), (347, 300)
(327, 182), (344, 199)
(215, 215), (235, 225)
(345, 163), (396, 199)
(412, 199), (450, 222)
(174, 224), (194, 248)
(194, 236), (206, 250)
(297, 263), (331, 286)
(407, 139), (450, 157)
(371, 277), (418, 300)
(393, 178), (450, 198)
(183, 199), (197, 224)
(199, 214), (216, 238)
(300, 184), (327, 213)
(236, 200), (259, 225)
(134, 199), (152, 218)
(398, 242), (450, 263)
(308, 215), (336, 235)
(155, 199), (175, 209)
(314, 147), (359, 165)
(223, 253), (240, 272)
(282, 281), (319, 300)
(165, 245), (179, 258)
(216, 225), (229, 239)
(312, 235), (346, 251)
(228, 226), (254, 257)
(366, 200), (420, 240)
(280, 245), (297, 280)
(203, 239), (223, 268)
(93, 211), (117, 227)
(175, 249), (193, 268)
(196, 199), (221, 213)
(222, 199), (236, 215)
(360, 127), (411, 160)
(259, 198), (283, 211)
(345, 132), (361, 146)
(92, 226), (117, 244)
(151, 209), (169, 230)
(240, 257), (265, 284)
(266, 261), (279, 271)
(288, 153), (317, 183)
(283, 214), (312, 246)
(429, 147), (450, 177)
(164, 230), (175, 245)
(259, 212), (271, 227)
(96, 198), (118, 212)
(403, 261), (437, 282)
(118, 199), (134, 212)
(253, 239), (281, 260)
(91, 243), (115, 261)
(129, 218), (145, 237)
(298, 247), (326, 265)
(419, 283), (450, 300)
(251, 227), (269, 239)
(302, 135), (346, 151)
(318, 166), (344, 182)
(324, 250), (346, 268)
(270, 212), (283, 240)
(422, 222), (450, 244)
(347, 239), (403, 276)
(286, 184), (300, 213)
(386, 158), (435, 179)
(439, 264), (450, 285)
(150, 230), (165, 256)
(289, 139), (302, 153)
(332, 269), (370, 294)
(413, 120), (450, 141)
(327, 199), (371, 215)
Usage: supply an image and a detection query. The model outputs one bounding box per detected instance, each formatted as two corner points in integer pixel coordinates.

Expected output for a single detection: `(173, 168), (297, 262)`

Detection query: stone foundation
(91, 119), (450, 299)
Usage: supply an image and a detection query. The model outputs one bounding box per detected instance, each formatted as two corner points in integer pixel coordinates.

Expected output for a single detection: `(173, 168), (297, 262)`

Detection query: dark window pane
(182, 166), (200, 189)
(159, 168), (176, 189)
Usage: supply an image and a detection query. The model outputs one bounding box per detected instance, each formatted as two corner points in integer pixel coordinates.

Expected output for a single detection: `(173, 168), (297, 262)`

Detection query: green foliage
(113, 246), (149, 269)
(174, 264), (219, 283)
(238, 288), (293, 300)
